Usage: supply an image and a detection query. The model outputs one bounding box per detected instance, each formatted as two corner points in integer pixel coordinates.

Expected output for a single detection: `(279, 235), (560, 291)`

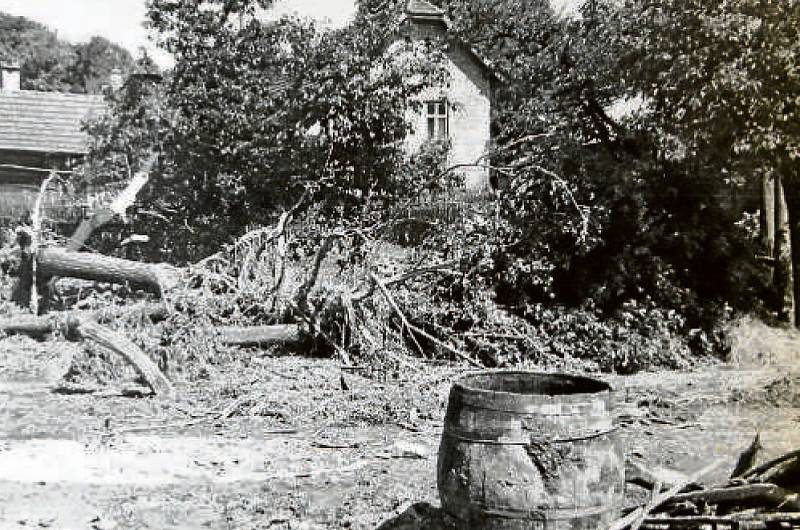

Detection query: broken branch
(608, 459), (725, 530)
(667, 484), (800, 511)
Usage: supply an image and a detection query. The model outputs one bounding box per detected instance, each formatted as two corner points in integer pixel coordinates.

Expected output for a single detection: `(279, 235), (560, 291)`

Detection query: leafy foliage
(80, 0), (794, 371)
(408, 0), (772, 341)
(83, 0), (448, 262)
(629, 0), (800, 177)
(0, 12), (134, 93)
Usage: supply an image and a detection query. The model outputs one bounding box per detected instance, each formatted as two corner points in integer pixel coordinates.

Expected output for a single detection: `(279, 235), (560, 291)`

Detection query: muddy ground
(1, 319), (799, 530)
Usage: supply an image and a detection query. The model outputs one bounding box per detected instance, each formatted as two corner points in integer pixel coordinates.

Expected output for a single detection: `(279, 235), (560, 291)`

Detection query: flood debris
(613, 441), (800, 530)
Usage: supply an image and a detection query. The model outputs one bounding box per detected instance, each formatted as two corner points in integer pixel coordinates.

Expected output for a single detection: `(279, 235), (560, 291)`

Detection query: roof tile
(0, 91), (107, 154)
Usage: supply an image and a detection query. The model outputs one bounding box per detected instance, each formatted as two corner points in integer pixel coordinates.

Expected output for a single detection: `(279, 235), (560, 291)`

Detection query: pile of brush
(614, 435), (800, 530)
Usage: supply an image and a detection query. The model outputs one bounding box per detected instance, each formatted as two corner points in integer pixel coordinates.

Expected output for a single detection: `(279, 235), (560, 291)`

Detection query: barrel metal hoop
(452, 400), (611, 416)
(452, 387), (613, 415)
(444, 425), (618, 445)
(447, 503), (615, 521)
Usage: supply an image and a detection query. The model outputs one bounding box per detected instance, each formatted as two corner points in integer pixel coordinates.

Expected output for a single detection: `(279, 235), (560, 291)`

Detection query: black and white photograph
(0, 0), (798, 528)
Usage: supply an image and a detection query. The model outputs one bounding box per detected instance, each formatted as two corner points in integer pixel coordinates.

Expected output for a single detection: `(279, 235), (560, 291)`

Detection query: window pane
(437, 117), (447, 138)
(427, 102), (435, 114)
(428, 118), (435, 138)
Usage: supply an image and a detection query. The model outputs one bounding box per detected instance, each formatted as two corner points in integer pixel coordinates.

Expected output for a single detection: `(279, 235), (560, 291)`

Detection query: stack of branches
(3, 155), (612, 393)
(613, 434), (800, 530)
(1, 172), (488, 396)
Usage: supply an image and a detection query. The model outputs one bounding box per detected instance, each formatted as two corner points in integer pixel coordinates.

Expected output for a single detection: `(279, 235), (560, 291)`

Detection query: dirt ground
(1, 318), (799, 530)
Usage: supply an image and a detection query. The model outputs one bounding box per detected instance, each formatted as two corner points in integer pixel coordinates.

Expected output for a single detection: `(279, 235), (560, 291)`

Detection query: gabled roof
(401, 0), (499, 83)
(0, 90), (106, 155)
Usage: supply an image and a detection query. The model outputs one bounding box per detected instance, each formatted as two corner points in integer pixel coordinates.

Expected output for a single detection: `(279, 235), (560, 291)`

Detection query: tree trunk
(0, 310), (301, 349)
(774, 174), (795, 326)
(66, 207), (118, 252)
(0, 313), (59, 337)
(0, 303), (169, 338)
(37, 248), (180, 295)
(761, 171), (775, 261)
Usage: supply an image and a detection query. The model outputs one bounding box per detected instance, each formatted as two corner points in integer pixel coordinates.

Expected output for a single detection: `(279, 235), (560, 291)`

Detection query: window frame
(425, 99), (449, 141)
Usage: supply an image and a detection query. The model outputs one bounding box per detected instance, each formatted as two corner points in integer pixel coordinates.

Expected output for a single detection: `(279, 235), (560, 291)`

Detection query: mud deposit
(1, 335), (799, 529)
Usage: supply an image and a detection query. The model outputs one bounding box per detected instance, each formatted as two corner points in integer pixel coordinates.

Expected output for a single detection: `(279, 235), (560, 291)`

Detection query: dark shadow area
(374, 502), (457, 530)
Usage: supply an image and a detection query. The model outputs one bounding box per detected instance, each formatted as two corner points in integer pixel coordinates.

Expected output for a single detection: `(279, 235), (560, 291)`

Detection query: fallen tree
(1, 183), (478, 397)
(0, 307), (301, 348)
(74, 318), (174, 396)
(37, 248), (180, 294)
(0, 311), (172, 396)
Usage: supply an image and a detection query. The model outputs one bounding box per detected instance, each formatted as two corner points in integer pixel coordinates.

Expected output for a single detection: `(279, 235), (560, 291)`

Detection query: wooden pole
(761, 171), (775, 261)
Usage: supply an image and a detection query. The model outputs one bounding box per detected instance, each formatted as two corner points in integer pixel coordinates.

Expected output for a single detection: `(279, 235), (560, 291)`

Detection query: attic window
(426, 100), (448, 140)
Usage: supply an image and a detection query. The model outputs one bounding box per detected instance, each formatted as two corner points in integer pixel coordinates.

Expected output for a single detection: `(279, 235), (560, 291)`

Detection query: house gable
(399, 0), (494, 190)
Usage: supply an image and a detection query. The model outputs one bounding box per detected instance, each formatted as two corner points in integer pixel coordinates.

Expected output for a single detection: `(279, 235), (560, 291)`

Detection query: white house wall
(399, 36), (492, 190)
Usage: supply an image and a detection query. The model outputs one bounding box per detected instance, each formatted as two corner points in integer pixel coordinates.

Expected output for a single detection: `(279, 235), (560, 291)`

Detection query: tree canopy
(85, 0), (799, 339)
(0, 12), (135, 93)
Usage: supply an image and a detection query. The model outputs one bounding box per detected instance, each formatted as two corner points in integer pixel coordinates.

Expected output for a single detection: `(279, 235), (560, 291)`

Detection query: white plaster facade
(400, 2), (494, 190)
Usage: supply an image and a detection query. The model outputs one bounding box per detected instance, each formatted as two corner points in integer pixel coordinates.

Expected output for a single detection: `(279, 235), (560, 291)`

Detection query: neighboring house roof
(0, 90), (106, 155)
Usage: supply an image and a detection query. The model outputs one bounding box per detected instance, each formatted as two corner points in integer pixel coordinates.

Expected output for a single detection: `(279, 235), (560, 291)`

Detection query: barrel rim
(452, 370), (614, 406)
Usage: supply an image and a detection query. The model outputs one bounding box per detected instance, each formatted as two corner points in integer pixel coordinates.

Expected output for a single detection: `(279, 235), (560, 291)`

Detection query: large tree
(410, 0), (768, 331)
(625, 0), (800, 323)
(84, 0), (447, 261)
(69, 36), (136, 94)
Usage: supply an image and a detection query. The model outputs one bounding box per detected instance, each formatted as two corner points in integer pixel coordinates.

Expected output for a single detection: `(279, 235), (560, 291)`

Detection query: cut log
(0, 303), (168, 338)
(0, 313), (62, 337)
(37, 248), (180, 294)
(216, 324), (301, 346)
(73, 319), (174, 396)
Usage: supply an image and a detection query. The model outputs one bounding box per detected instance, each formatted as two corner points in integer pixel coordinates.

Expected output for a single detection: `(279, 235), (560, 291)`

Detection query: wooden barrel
(437, 371), (624, 530)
